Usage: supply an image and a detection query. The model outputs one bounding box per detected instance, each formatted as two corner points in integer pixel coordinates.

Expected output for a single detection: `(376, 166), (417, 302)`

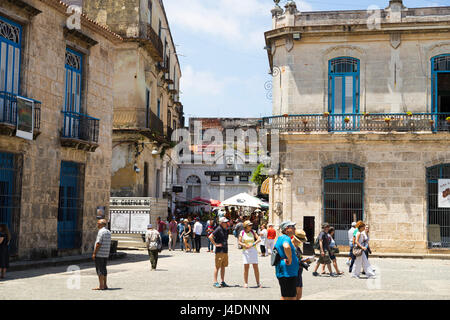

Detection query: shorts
(215, 253), (228, 268)
(296, 268), (303, 288)
(318, 252), (331, 264)
(278, 276), (297, 298)
(95, 257), (108, 276)
(329, 254), (336, 260)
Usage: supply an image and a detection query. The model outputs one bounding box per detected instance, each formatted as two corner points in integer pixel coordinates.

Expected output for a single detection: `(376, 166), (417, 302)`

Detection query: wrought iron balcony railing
(261, 113), (450, 133)
(61, 111), (99, 145)
(0, 91), (41, 134)
(140, 23), (163, 61)
(149, 109), (164, 136)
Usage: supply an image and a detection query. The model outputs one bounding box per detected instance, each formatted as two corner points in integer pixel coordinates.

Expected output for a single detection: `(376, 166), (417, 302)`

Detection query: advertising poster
(438, 179), (450, 208)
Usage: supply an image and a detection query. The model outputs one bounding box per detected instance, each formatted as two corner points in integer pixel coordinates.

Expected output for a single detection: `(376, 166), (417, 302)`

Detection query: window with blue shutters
(0, 15), (22, 96)
(64, 48), (82, 113)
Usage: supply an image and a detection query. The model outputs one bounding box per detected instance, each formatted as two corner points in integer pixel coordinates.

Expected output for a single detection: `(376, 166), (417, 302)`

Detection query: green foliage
(251, 163), (268, 186)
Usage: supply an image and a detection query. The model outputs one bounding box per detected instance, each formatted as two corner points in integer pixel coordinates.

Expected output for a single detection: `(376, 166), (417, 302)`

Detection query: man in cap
(347, 221), (357, 268)
(193, 217), (203, 253)
(273, 221), (299, 300)
(209, 217), (230, 288)
(145, 224), (161, 271)
(312, 223), (336, 277)
(92, 219), (111, 290)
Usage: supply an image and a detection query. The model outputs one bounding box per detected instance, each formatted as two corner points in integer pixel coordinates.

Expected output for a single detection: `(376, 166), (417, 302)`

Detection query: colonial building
(177, 118), (261, 205)
(82, 0), (184, 218)
(264, 0), (450, 253)
(0, 0), (120, 259)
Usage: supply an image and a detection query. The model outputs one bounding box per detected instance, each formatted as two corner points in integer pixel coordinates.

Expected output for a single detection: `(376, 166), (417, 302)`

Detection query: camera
(300, 261), (310, 271)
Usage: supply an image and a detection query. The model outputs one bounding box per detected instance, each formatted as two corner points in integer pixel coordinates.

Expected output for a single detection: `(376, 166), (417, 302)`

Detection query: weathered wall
(271, 133), (450, 254)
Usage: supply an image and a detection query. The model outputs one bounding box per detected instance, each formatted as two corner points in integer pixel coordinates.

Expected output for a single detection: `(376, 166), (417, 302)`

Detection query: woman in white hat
(238, 220), (262, 288)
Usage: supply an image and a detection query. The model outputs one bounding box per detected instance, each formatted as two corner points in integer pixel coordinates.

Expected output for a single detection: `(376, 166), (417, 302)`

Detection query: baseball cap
(279, 221), (296, 231)
(147, 224), (152, 229)
(351, 222), (357, 227)
(243, 220), (253, 228)
(219, 217), (229, 223)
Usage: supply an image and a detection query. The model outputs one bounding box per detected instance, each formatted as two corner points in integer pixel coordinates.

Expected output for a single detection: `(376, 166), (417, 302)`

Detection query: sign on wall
(438, 179), (450, 208)
(16, 96), (34, 140)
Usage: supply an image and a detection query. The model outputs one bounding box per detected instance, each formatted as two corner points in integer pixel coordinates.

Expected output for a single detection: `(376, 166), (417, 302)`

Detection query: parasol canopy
(190, 197), (222, 207)
(222, 193), (266, 208)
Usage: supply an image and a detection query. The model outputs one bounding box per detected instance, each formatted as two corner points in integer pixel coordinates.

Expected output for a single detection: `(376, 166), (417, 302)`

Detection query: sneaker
(213, 282), (221, 288)
(221, 281), (230, 287)
(312, 272), (319, 277)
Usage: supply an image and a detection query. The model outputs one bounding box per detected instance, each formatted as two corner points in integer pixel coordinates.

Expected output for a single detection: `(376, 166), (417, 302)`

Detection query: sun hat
(243, 220), (253, 228)
(294, 229), (308, 242)
(184, 219), (189, 222)
(279, 221), (296, 231)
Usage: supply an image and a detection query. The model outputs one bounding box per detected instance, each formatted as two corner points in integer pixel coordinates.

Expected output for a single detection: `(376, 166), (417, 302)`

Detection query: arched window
(186, 175), (201, 200)
(426, 164), (450, 248)
(431, 55), (450, 122)
(328, 57), (360, 115)
(323, 163), (364, 245)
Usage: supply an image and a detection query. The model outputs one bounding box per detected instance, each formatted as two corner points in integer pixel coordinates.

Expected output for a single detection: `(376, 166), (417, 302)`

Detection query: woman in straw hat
(238, 220), (262, 288)
(291, 229), (314, 300)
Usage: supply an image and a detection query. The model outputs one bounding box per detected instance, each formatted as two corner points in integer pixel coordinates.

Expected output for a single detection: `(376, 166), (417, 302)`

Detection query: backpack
(271, 247), (281, 266)
(313, 235), (320, 250)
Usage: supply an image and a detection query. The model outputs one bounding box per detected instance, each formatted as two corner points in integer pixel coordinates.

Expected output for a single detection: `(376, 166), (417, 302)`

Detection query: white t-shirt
(193, 222), (203, 235)
(348, 227), (356, 245)
(259, 229), (268, 246)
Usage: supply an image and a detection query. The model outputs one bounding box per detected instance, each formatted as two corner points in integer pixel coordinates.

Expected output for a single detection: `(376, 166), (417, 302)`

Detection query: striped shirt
(95, 227), (111, 258)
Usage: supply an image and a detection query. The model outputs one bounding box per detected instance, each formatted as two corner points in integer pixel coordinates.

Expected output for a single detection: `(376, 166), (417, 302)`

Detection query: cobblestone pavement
(1, 240), (450, 300)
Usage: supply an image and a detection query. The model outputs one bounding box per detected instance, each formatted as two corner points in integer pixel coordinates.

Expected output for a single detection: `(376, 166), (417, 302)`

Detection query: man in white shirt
(193, 217), (203, 253)
(346, 222), (357, 266)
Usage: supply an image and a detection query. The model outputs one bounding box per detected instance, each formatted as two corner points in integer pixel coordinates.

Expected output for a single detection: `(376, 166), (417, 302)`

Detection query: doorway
(303, 216), (315, 255)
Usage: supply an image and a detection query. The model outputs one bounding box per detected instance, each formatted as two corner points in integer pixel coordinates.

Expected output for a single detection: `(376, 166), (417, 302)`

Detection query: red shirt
(158, 221), (166, 233)
(267, 228), (277, 240)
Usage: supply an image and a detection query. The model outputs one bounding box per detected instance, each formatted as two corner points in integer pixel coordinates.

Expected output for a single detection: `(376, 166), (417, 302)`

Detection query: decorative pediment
(6, 0), (42, 17)
(63, 26), (98, 48)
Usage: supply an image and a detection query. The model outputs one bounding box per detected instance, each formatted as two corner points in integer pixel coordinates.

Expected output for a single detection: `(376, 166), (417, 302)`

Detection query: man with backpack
(312, 223), (337, 277)
(145, 224), (162, 271)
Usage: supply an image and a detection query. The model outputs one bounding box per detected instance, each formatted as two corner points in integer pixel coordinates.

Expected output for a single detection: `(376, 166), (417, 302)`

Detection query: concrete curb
(9, 252), (127, 272)
(333, 252), (450, 260)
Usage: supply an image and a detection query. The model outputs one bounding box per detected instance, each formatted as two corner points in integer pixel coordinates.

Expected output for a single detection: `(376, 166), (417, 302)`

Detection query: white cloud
(181, 65), (236, 96)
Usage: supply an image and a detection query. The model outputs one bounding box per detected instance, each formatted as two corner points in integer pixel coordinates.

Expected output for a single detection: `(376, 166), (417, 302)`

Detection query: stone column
(282, 168), (293, 222)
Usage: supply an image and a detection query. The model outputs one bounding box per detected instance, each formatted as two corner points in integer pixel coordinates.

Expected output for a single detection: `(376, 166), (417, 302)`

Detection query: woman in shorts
(238, 220), (262, 288)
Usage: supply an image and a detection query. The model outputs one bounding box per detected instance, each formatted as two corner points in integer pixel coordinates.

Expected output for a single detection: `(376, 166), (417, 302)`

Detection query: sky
(164, 0), (449, 123)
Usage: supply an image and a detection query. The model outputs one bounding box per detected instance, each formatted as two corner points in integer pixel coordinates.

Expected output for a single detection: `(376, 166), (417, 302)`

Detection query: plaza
(1, 241), (449, 300)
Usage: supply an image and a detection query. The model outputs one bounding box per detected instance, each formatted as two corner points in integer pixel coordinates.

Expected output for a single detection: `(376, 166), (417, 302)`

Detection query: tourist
(291, 229), (311, 300)
(238, 221), (262, 288)
(312, 223), (336, 277)
(274, 221), (299, 300)
(258, 224), (268, 257)
(362, 225), (372, 260)
(181, 219), (192, 252)
(188, 216), (195, 249)
(0, 224), (11, 279)
(266, 223), (277, 254)
(168, 217), (178, 251)
(321, 227), (344, 275)
(92, 219), (111, 290)
(193, 217), (203, 253)
(233, 217), (244, 249)
(206, 219), (215, 253)
(209, 217), (230, 288)
(347, 221), (357, 269)
(177, 218), (185, 251)
(145, 224), (161, 271)
(351, 221), (375, 279)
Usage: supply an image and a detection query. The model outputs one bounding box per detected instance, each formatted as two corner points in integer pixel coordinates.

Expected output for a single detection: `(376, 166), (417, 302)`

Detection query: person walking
(291, 229), (312, 300)
(362, 225), (372, 260)
(177, 218), (185, 251)
(238, 221), (262, 288)
(193, 217), (203, 253)
(209, 217), (230, 288)
(92, 219), (111, 290)
(145, 224), (161, 270)
(347, 221), (357, 269)
(258, 224), (268, 257)
(351, 221), (375, 279)
(206, 219), (215, 253)
(188, 217), (196, 249)
(274, 221), (299, 301)
(321, 227), (344, 275)
(168, 217), (178, 251)
(0, 224), (11, 279)
(266, 223), (277, 255)
(181, 219), (192, 252)
(233, 217), (244, 249)
(312, 223), (336, 277)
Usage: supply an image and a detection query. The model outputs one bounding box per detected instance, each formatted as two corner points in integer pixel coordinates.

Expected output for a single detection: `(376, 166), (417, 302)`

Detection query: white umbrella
(221, 193), (265, 208)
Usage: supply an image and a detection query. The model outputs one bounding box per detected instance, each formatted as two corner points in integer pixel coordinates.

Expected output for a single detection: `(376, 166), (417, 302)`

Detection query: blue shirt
(177, 223), (185, 234)
(274, 234), (299, 278)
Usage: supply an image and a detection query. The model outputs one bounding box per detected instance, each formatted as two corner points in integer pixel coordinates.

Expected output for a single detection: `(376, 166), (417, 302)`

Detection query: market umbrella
(221, 193), (265, 208)
(191, 197), (222, 207)
(261, 178), (270, 195)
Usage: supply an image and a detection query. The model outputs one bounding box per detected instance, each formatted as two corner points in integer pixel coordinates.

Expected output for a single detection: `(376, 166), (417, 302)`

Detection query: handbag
(352, 246), (363, 257)
(271, 247), (281, 266)
(332, 247), (340, 254)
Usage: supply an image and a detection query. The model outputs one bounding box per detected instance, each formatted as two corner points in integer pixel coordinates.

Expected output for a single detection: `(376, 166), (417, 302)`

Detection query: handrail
(61, 110), (100, 121)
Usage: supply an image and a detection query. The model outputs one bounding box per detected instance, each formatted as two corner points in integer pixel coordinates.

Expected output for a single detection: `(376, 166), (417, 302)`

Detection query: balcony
(0, 91), (41, 139)
(61, 111), (100, 152)
(261, 113), (450, 133)
(135, 23), (163, 62)
(149, 109), (164, 136)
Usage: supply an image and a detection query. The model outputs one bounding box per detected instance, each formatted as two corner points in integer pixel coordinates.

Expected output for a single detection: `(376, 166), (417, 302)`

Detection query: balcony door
(328, 57), (360, 131)
(64, 48), (82, 138)
(0, 16), (21, 123)
(431, 55), (450, 129)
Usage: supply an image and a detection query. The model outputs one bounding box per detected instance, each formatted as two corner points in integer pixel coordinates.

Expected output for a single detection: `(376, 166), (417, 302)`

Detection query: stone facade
(265, 0), (450, 253)
(0, 0), (120, 259)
